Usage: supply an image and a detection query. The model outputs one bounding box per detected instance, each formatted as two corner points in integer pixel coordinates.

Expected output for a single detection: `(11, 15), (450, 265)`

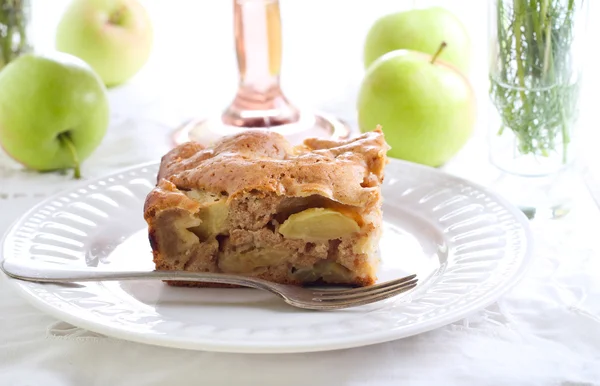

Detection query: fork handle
(1, 258), (276, 292)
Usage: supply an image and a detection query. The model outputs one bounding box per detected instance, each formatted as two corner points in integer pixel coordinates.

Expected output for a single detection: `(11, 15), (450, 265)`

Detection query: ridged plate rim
(1, 159), (534, 353)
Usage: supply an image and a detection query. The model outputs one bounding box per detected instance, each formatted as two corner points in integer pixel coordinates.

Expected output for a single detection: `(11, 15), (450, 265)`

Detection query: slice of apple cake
(143, 128), (389, 287)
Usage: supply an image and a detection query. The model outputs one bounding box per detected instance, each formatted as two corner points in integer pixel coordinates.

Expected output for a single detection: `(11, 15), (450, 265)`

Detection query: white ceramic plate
(1, 160), (533, 353)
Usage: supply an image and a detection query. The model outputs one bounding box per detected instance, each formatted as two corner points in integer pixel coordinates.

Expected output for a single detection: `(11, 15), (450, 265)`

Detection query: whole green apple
(357, 45), (476, 167)
(0, 52), (109, 178)
(363, 7), (470, 73)
(55, 0), (154, 87)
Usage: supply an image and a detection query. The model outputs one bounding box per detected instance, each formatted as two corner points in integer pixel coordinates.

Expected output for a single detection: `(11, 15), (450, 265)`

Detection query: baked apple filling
(291, 261), (356, 283)
(218, 247), (289, 274)
(278, 208), (360, 241)
(188, 200), (229, 240)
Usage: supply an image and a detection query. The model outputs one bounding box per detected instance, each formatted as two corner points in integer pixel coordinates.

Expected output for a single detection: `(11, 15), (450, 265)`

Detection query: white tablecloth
(2, 1), (600, 385)
(2, 173), (600, 385)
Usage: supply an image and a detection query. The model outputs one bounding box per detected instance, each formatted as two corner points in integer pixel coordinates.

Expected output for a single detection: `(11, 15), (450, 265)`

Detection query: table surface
(2, 1), (600, 385)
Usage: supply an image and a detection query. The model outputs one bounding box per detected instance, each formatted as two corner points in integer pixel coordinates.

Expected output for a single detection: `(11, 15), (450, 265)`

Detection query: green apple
(0, 52), (109, 178)
(55, 0), (154, 87)
(357, 44), (476, 167)
(363, 7), (470, 73)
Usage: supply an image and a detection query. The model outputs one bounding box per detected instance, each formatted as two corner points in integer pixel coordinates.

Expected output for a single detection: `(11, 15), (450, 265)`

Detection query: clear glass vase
(0, 0), (32, 69)
(487, 0), (588, 218)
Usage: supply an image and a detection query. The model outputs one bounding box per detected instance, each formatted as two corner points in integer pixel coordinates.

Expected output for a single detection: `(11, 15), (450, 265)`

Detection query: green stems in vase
(489, 0), (582, 164)
(0, 0), (30, 68)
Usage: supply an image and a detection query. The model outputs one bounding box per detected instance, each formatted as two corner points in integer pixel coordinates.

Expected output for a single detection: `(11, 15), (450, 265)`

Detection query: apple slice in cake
(143, 128), (389, 287)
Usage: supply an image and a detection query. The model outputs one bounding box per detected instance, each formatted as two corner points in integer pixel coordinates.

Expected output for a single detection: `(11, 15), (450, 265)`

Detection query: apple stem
(431, 42), (447, 64)
(58, 133), (81, 179)
(108, 6), (126, 25)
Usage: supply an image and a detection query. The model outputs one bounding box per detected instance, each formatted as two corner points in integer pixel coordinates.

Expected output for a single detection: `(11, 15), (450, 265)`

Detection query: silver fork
(1, 258), (418, 310)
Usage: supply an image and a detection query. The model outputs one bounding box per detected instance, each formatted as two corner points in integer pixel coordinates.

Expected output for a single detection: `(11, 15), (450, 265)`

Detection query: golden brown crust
(152, 128), (389, 209)
(143, 179), (200, 221)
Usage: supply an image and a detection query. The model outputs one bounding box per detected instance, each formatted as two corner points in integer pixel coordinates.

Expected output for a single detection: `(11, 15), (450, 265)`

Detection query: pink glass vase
(172, 0), (350, 146)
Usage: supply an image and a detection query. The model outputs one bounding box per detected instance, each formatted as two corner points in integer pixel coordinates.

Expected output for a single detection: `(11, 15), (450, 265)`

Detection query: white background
(32, 0), (493, 137)
(29, 0), (600, 176)
(1, 1), (599, 385)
